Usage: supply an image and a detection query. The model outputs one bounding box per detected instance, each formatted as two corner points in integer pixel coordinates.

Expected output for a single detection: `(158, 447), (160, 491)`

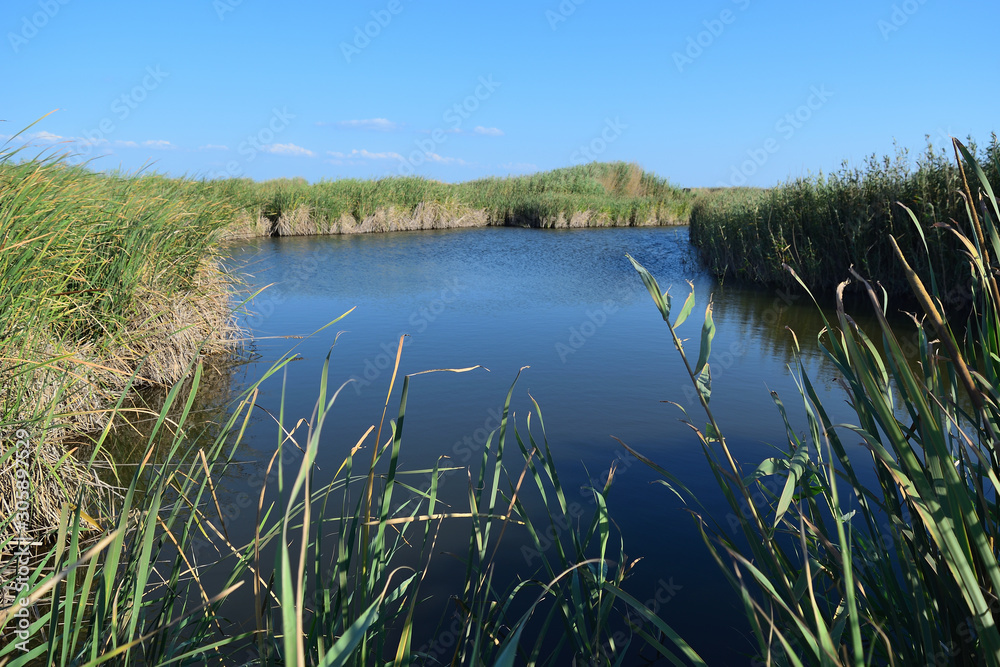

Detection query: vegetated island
(214, 160), (693, 237)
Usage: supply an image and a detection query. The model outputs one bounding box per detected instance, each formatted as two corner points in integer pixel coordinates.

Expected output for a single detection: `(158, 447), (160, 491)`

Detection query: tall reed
(0, 328), (684, 665)
(629, 138), (1000, 664)
(210, 161), (692, 237)
(690, 137), (1000, 303)
(0, 132), (239, 541)
(1, 130), (691, 665)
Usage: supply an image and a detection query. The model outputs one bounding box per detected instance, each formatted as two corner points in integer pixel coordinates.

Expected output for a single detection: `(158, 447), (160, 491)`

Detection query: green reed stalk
(690, 137), (1000, 303)
(629, 140), (1000, 665)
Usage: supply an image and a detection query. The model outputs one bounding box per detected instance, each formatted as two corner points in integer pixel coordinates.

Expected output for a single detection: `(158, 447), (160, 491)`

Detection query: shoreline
(221, 202), (690, 240)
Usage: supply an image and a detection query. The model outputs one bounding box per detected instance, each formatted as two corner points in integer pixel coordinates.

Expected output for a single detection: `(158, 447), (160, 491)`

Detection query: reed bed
(690, 138), (1000, 301)
(628, 139), (1000, 665)
(0, 331), (685, 665)
(17, 122), (1000, 664)
(0, 135), (243, 541)
(0, 139), (688, 663)
(212, 161), (693, 238)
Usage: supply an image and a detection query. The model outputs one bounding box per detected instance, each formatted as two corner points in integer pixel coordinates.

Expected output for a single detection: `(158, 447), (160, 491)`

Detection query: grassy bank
(0, 140), (240, 538)
(690, 137), (1000, 300)
(210, 160), (693, 238)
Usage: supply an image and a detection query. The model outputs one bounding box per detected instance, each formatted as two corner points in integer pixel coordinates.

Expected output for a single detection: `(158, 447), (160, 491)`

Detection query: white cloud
(114, 140), (139, 148)
(325, 148), (466, 167)
(328, 148), (403, 161)
(327, 118), (399, 132)
(264, 143), (315, 157)
(198, 144), (229, 151)
(30, 131), (67, 142)
(425, 152), (465, 165)
(143, 139), (174, 150)
(473, 126), (504, 136)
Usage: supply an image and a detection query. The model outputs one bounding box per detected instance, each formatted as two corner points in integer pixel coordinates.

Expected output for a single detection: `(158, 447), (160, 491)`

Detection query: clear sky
(3, 0), (997, 187)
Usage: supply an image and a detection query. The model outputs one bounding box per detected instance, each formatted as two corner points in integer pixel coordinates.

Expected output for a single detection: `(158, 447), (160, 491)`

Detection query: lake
(217, 225), (891, 665)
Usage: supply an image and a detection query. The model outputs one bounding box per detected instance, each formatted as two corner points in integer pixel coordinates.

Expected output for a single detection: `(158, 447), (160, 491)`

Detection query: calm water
(218, 226), (890, 664)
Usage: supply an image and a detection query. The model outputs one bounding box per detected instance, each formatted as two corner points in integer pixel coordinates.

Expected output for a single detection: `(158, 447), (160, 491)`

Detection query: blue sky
(3, 0), (997, 187)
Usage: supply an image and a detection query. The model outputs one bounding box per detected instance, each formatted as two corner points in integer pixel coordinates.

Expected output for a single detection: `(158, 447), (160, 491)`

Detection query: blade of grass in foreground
(622, 143), (1000, 665)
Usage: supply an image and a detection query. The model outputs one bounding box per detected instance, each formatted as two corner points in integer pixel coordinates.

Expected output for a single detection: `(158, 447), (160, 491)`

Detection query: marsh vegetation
(3, 132), (1000, 665)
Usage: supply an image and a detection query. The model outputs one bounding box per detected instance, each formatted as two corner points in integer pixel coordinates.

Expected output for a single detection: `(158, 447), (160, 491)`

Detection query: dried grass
(0, 431), (117, 542)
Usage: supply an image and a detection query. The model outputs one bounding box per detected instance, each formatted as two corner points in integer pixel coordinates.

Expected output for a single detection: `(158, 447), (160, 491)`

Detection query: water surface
(222, 226), (894, 664)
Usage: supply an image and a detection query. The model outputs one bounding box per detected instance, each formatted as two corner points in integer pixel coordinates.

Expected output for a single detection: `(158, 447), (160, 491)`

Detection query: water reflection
(216, 226), (919, 664)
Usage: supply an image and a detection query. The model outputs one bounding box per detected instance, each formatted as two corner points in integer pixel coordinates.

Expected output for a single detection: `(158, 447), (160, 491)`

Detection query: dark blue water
(220, 226), (884, 665)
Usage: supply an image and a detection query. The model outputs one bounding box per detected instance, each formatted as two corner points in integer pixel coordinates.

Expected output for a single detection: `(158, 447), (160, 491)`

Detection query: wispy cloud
(23, 133), (182, 152)
(473, 126), (504, 136)
(322, 118), (399, 132)
(425, 152), (465, 164)
(264, 142), (315, 157)
(328, 148), (403, 161)
(27, 131), (108, 147)
(326, 148), (465, 166)
(30, 130), (69, 142)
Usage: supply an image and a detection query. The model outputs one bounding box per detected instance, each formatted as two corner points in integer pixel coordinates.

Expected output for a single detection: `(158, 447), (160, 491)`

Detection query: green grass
(627, 139), (1000, 664)
(690, 137), (1000, 301)
(0, 329), (690, 665)
(0, 131), (689, 664)
(13, 120), (1000, 664)
(200, 160), (693, 237)
(0, 131), (240, 540)
(454, 161), (693, 227)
